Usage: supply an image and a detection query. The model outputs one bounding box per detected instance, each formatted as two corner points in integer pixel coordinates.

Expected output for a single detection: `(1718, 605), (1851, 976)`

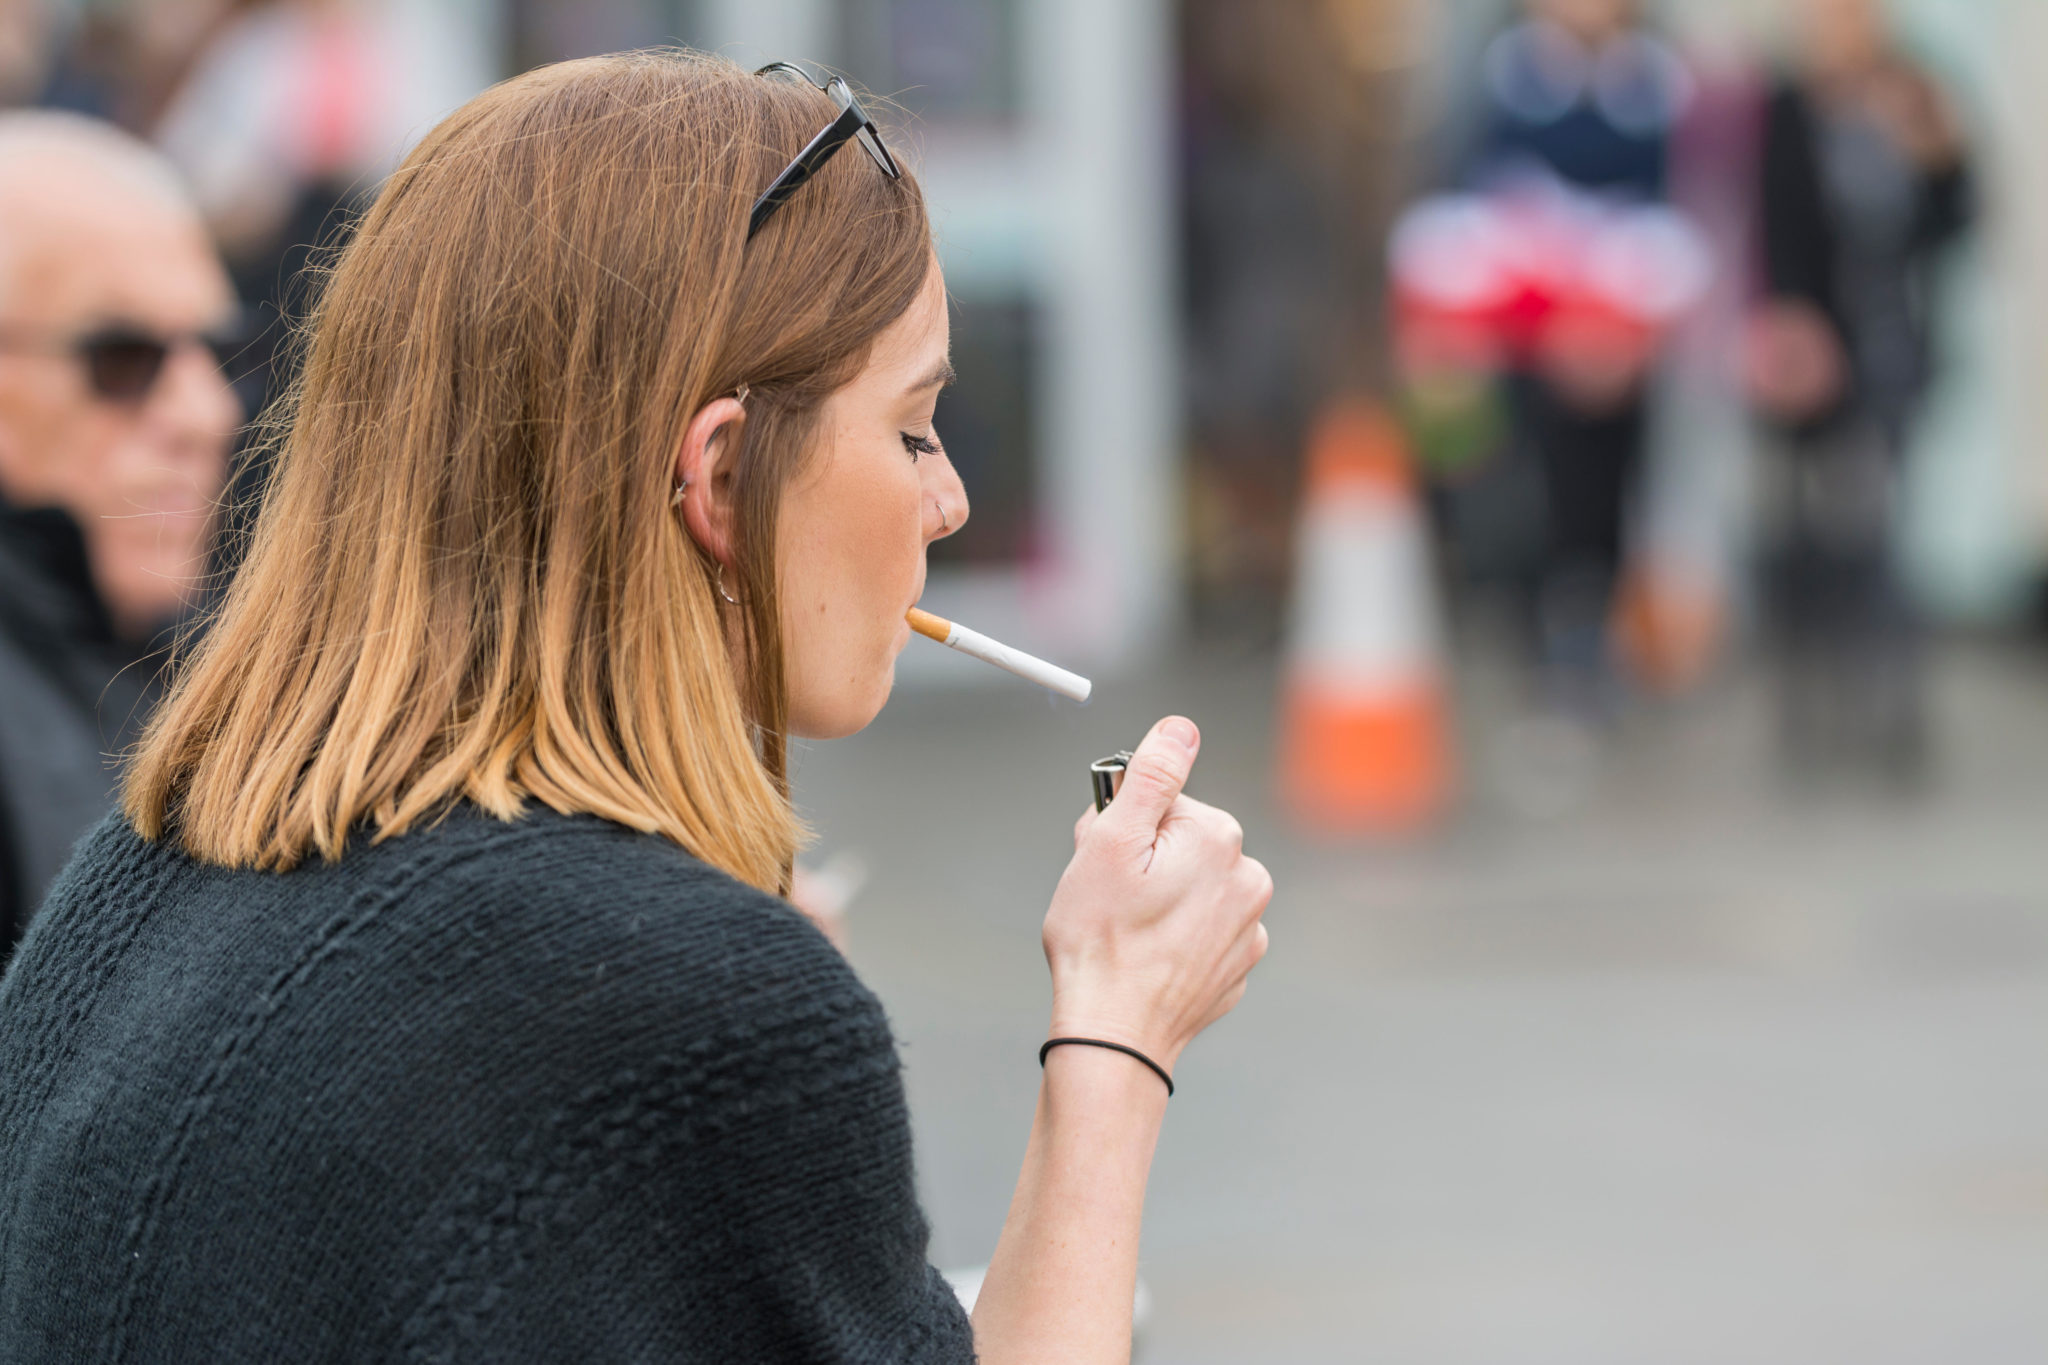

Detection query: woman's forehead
(866, 264), (950, 385)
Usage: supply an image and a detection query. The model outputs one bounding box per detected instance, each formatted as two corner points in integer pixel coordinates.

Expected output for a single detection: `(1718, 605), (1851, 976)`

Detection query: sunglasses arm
(747, 105), (870, 239)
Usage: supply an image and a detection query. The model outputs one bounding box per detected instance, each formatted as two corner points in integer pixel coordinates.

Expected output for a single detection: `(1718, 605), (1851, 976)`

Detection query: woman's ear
(675, 396), (747, 567)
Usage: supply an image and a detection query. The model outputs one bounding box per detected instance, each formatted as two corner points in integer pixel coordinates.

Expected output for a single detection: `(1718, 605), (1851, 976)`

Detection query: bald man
(0, 111), (241, 959)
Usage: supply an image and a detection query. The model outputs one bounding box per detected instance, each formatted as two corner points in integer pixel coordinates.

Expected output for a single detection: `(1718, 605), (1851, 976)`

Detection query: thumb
(1099, 716), (1199, 838)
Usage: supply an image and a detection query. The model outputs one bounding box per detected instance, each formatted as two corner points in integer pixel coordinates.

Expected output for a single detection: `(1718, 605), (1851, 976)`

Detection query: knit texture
(0, 806), (976, 1363)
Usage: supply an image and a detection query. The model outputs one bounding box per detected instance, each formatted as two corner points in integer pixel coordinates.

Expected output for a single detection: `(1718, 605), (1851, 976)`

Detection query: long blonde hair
(123, 51), (932, 893)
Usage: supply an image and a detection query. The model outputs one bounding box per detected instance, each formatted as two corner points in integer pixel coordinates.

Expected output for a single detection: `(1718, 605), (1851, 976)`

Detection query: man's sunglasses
(0, 321), (255, 403)
(749, 61), (901, 240)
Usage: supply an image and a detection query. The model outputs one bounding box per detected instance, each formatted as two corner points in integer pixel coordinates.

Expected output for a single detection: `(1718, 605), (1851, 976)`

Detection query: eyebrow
(907, 358), (957, 395)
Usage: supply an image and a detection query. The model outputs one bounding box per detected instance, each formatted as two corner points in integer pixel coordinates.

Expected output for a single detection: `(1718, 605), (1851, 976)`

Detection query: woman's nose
(924, 448), (969, 543)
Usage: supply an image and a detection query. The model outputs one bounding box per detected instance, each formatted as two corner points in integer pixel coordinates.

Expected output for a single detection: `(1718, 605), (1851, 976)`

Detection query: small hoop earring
(717, 563), (740, 605)
(671, 478), (689, 509)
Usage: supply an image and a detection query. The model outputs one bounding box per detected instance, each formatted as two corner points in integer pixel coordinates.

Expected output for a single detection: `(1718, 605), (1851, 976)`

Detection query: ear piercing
(717, 563), (740, 605)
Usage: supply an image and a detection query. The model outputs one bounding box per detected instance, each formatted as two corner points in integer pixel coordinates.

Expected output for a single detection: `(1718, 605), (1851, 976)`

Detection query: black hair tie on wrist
(1039, 1037), (1174, 1098)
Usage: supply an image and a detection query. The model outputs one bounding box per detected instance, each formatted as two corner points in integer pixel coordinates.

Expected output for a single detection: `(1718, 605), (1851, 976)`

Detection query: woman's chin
(788, 671), (894, 741)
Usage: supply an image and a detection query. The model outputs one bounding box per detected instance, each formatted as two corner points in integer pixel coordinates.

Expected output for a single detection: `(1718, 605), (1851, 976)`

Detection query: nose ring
(936, 499), (950, 534)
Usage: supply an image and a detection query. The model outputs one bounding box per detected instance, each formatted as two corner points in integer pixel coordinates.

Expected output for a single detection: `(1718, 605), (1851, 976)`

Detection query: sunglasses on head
(748, 61), (902, 240)
(0, 319), (255, 403)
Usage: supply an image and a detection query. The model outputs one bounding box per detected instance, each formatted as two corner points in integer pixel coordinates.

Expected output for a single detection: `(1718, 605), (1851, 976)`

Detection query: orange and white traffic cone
(1276, 400), (1453, 835)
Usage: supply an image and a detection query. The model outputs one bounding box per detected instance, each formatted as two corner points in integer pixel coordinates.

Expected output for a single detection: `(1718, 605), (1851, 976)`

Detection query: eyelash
(901, 432), (941, 463)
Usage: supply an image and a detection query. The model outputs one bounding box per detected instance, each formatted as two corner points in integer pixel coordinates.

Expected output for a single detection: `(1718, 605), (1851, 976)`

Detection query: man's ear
(674, 396), (747, 567)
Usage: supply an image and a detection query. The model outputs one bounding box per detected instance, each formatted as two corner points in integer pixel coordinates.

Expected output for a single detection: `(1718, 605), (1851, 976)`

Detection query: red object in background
(301, 14), (375, 177)
(1390, 183), (1711, 382)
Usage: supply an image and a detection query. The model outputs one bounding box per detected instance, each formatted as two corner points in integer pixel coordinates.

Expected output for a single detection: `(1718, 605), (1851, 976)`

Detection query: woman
(1466, 0), (1691, 715)
(0, 52), (1272, 1362)
(1751, 0), (1971, 777)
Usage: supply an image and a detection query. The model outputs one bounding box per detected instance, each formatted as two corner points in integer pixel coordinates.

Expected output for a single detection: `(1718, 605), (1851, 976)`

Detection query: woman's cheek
(894, 478), (924, 573)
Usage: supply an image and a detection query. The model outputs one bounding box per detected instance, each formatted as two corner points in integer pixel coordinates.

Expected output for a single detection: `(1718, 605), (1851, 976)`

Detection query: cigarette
(906, 607), (1093, 703)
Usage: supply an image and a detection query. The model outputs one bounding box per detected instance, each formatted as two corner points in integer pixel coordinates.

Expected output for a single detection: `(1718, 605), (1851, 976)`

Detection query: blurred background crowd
(1, 0), (2044, 1359)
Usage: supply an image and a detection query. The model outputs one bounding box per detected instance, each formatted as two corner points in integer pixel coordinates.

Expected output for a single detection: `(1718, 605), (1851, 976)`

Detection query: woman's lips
(897, 565), (927, 652)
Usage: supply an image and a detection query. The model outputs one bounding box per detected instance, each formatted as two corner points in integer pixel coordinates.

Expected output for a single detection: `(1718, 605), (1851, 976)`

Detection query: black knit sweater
(0, 806), (976, 1362)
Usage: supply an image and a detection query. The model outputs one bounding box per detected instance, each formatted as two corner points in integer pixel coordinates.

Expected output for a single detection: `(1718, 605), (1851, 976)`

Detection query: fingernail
(1160, 717), (1198, 752)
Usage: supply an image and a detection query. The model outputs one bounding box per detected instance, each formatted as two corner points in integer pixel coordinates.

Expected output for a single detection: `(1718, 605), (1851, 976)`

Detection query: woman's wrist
(1040, 1032), (1176, 1112)
(1041, 1037), (1175, 1096)
(1046, 1000), (1184, 1075)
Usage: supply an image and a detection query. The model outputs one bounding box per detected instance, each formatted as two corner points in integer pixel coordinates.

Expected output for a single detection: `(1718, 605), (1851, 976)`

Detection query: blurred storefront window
(928, 298), (1039, 567)
(838, 0), (1019, 125)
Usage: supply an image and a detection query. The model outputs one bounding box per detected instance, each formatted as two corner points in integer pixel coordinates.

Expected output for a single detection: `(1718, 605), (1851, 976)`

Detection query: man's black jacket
(0, 497), (165, 958)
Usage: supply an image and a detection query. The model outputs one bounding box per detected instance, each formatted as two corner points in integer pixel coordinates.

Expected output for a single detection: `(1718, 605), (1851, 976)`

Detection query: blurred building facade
(14, 0), (2048, 678)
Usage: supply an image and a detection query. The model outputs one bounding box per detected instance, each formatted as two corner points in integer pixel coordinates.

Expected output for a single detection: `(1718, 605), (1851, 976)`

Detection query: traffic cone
(1276, 400), (1453, 834)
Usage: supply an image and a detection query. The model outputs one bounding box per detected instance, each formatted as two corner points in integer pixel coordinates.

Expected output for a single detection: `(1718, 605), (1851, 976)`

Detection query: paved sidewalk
(791, 641), (2048, 1363)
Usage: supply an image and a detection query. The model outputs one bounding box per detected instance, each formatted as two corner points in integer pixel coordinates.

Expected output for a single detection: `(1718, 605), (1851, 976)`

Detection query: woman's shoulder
(355, 808), (908, 1170)
(374, 804), (900, 1107)
(23, 804), (895, 1145)
(379, 804), (861, 1013)
(412, 802), (792, 920)
(41, 803), (866, 1053)
(63, 801), (812, 945)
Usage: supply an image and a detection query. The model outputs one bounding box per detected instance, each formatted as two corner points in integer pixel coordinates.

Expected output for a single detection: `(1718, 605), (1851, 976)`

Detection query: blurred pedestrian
(1749, 0), (1971, 778)
(1467, 0), (1693, 716)
(0, 111), (239, 960)
(0, 54), (1270, 1361)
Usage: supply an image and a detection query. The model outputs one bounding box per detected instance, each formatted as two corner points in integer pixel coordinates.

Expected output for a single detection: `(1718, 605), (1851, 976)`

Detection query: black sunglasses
(0, 320), (254, 403)
(749, 61), (902, 240)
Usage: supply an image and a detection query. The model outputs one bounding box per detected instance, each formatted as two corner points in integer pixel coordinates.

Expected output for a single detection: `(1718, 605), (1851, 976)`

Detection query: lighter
(1089, 750), (1135, 813)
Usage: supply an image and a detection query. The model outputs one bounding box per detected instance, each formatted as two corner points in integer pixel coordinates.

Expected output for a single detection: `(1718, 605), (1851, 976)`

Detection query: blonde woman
(0, 52), (1271, 1363)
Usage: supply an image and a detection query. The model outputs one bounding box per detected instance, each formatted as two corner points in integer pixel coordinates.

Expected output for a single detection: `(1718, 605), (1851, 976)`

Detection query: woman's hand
(975, 715), (1270, 1362)
(1041, 715), (1272, 1075)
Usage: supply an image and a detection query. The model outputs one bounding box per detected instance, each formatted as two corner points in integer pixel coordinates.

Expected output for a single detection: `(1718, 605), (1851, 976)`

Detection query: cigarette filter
(906, 607), (1092, 703)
